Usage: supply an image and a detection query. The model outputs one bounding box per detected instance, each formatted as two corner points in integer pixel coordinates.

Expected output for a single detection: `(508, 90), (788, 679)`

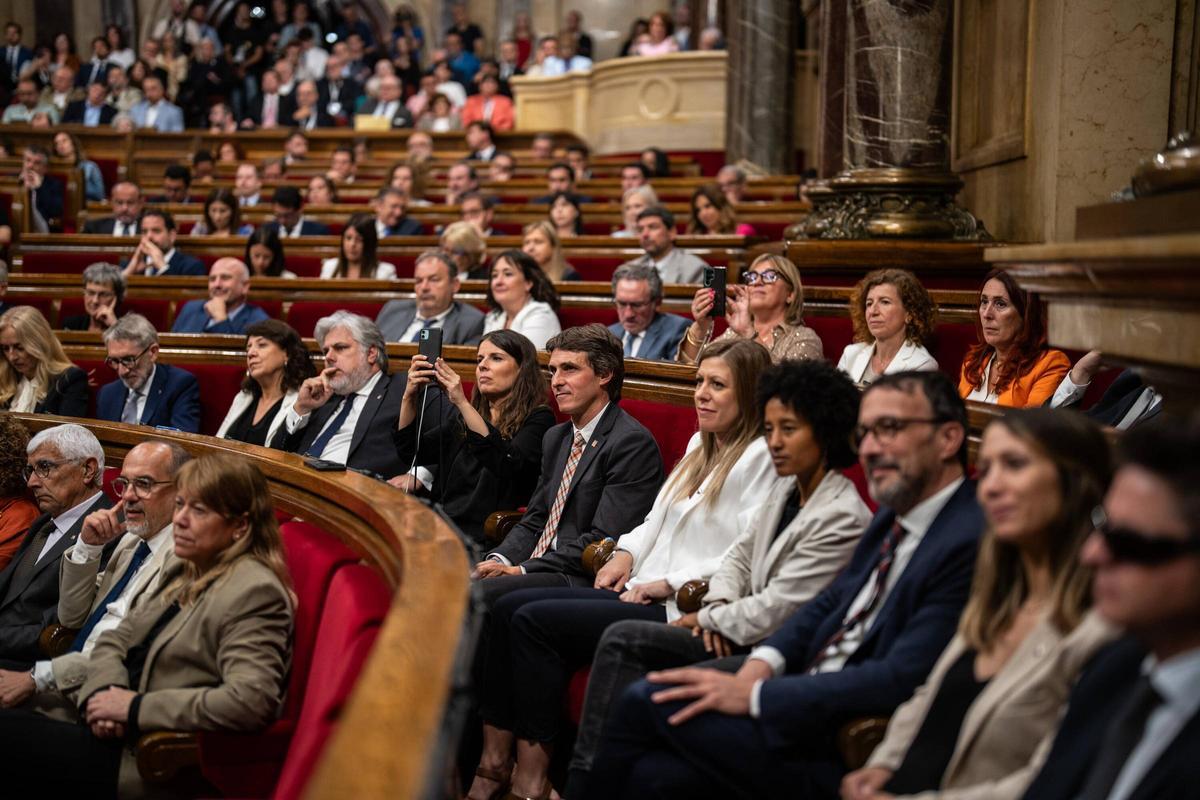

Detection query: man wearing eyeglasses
(606, 264), (690, 361)
(622, 206), (707, 285)
(0, 425), (110, 670)
(95, 314), (201, 433)
(585, 371), (985, 798)
(0, 441), (187, 713)
(1021, 418), (1200, 800)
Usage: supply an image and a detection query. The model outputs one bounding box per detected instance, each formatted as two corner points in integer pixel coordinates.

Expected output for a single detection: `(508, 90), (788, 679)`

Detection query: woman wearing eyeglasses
(216, 320), (316, 447)
(841, 409), (1118, 800)
(0, 307), (89, 417)
(837, 269), (939, 388)
(678, 254), (823, 365)
(0, 415), (38, 571)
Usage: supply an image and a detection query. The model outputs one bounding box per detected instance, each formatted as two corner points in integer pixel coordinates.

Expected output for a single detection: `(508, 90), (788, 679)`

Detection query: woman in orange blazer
(959, 268), (1069, 407)
(462, 74), (515, 131)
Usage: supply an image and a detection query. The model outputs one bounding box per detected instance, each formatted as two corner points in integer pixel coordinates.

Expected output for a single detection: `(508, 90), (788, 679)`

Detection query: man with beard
(583, 371), (985, 799)
(271, 311), (408, 479)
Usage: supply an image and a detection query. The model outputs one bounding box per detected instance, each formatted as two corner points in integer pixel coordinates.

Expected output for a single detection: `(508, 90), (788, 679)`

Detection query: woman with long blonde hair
(522, 220), (580, 281)
(0, 307), (88, 416)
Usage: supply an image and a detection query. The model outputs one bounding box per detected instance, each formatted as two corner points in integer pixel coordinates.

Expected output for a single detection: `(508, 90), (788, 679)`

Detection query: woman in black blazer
(392, 329), (554, 546)
(0, 306), (89, 417)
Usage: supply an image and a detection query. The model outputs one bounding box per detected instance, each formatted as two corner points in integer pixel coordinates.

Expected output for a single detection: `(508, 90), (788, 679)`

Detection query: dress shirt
(373, 100), (399, 118)
(202, 302), (249, 330)
(83, 103), (101, 126)
(11, 378), (35, 413)
(123, 365), (156, 423)
(399, 305), (454, 342)
(475, 143), (496, 160)
(145, 101), (160, 129)
(283, 369), (383, 464)
(1050, 373), (1163, 431)
(261, 93), (279, 127)
(1104, 648), (1200, 800)
(36, 491), (105, 563)
(965, 358), (999, 403)
(144, 249), (177, 277)
(113, 220), (135, 237)
(279, 216), (308, 238)
(240, 193), (260, 208)
(538, 57), (568, 77)
(482, 300), (562, 350)
(623, 330), (645, 358)
(746, 477), (965, 716)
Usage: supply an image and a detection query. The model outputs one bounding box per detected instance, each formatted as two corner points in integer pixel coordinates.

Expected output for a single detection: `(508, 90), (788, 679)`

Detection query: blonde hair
(666, 338), (770, 508)
(0, 307), (76, 406)
(441, 220), (487, 270)
(748, 253), (805, 326)
(523, 220), (571, 281)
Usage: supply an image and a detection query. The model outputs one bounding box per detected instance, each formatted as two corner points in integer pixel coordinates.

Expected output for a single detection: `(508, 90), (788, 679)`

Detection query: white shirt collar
(573, 401), (610, 444)
(143, 523), (174, 555)
(417, 305), (454, 324)
(896, 477), (965, 539)
(53, 491), (104, 536)
(1145, 647), (1200, 717)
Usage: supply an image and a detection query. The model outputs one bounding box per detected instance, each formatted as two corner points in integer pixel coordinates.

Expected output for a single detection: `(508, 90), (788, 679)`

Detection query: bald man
(171, 258), (270, 334)
(359, 75), (414, 128)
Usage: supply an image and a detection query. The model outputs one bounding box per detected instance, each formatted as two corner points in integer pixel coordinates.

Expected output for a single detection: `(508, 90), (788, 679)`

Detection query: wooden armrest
(581, 538), (616, 575)
(836, 716), (890, 771)
(484, 510), (524, 544)
(675, 580), (709, 614)
(39, 623), (78, 658)
(136, 731), (200, 782)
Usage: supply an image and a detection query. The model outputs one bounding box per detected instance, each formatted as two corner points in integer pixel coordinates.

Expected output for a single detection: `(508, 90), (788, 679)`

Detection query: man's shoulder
(451, 300), (485, 321)
(159, 362), (199, 388)
(651, 312), (691, 334)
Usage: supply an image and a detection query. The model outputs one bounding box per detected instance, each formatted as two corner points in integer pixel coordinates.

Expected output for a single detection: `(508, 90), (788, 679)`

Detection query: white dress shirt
(11, 378), (36, 413)
(113, 220), (136, 237)
(122, 365), (156, 423)
(399, 305), (454, 343)
(964, 358), (999, 403)
(483, 300), (562, 350)
(1050, 372), (1162, 431)
(319, 257), (397, 280)
(283, 369), (383, 464)
(37, 491), (105, 563)
(144, 101), (161, 129)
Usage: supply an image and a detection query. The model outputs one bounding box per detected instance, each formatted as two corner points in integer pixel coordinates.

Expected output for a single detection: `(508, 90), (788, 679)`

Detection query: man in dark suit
(82, 181), (141, 236)
(316, 54), (361, 126)
(271, 312), (408, 479)
(376, 251), (484, 344)
(532, 162), (593, 204)
(19, 145), (62, 234)
(1, 22), (32, 95)
(242, 68), (292, 129)
(608, 263), (691, 361)
(0, 424), (111, 669)
(357, 74), (412, 128)
(263, 186), (330, 238)
(583, 371), (984, 799)
(476, 325), (665, 605)
(118, 208), (205, 277)
(61, 80), (117, 126)
(288, 79), (333, 130)
(75, 36), (111, 89)
(1021, 418), (1200, 800)
(95, 313), (201, 433)
(374, 187), (425, 237)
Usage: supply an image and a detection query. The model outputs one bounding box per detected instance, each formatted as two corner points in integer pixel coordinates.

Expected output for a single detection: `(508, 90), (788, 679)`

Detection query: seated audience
(191, 188), (252, 237)
(461, 192), (496, 237)
(245, 68), (288, 128)
(105, 63), (142, 114)
(483, 250), (562, 350)
(641, 146), (670, 178)
(417, 92), (461, 132)
(217, 320), (316, 446)
(959, 269), (1069, 407)
(838, 269), (939, 387)
(446, 161), (480, 205)
(463, 79), (514, 130)
(633, 11), (680, 56)
(2, 78), (58, 123)
(62, 263), (125, 332)
(172, 258), (270, 335)
(0, 454), (294, 798)
(377, 250), (484, 344)
(359, 74), (413, 127)
(265, 186), (331, 238)
(549, 191), (584, 239)
(0, 424), (110, 669)
(622, 206), (706, 284)
(465, 119), (498, 160)
(62, 79), (117, 126)
(614, 184), (659, 238)
(20, 145), (63, 234)
(327, 145), (357, 184)
(271, 311), (407, 479)
(844, 408), (1117, 799)
(534, 161), (591, 204)
(0, 307), (88, 416)
(488, 152), (516, 183)
(389, 161), (431, 206)
(1018, 417), (1200, 800)
(523, 220), (580, 282)
(443, 220), (490, 280)
(470, 338), (775, 800)
(282, 129), (309, 165)
(375, 187), (425, 237)
(716, 164), (748, 205)
(0, 416), (37, 572)
(568, 360), (870, 795)
(306, 174), (338, 205)
(566, 143), (592, 182)
(406, 131), (436, 165)
(525, 36), (568, 77)
(233, 163), (262, 207)
(585, 371), (985, 798)
(51, 131), (104, 203)
(151, 163), (191, 203)
(393, 330), (555, 543)
(321, 213), (397, 280)
(681, 254), (823, 364)
(289, 78), (332, 129)
(621, 163), (652, 193)
(127, 74), (182, 131)
(120, 208), (204, 277)
(688, 183), (755, 236)
(608, 263), (691, 361)
(244, 227), (297, 279)
(83, 180), (142, 236)
(1050, 351), (1162, 430)
(96, 314), (200, 432)
(432, 60), (467, 107)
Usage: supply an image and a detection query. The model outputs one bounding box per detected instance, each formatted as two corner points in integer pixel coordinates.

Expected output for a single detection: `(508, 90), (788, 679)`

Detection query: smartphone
(304, 457), (347, 472)
(704, 267), (727, 317)
(418, 327), (443, 362)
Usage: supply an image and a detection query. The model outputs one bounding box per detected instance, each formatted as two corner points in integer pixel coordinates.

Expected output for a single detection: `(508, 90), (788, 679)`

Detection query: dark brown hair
(471, 330), (549, 439)
(686, 183), (737, 235)
(240, 319), (316, 394)
(486, 249), (560, 311)
(849, 268), (938, 346)
(546, 324), (625, 401)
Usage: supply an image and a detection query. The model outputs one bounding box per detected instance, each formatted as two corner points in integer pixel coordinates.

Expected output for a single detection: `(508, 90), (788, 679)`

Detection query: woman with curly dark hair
(959, 268), (1068, 407)
(216, 320), (316, 446)
(838, 268), (939, 388)
(0, 414), (38, 571)
(482, 249), (561, 349)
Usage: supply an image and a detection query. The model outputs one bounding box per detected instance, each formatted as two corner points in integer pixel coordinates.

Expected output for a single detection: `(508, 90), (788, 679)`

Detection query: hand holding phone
(704, 267), (727, 317)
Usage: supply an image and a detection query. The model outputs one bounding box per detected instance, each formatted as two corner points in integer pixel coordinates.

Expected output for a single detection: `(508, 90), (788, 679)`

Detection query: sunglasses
(1091, 506), (1200, 566)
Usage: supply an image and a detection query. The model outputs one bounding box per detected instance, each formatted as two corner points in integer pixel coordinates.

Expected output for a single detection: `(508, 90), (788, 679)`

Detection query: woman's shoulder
(523, 405), (556, 426)
(1032, 348), (1071, 371)
(213, 556), (291, 605)
(53, 365), (88, 385)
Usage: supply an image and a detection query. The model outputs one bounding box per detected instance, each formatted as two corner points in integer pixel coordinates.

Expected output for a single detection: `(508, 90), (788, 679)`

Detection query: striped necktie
(530, 433), (587, 558)
(70, 540), (152, 652)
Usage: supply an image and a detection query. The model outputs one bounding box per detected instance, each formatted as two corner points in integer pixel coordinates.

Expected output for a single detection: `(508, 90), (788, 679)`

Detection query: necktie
(304, 394), (355, 457)
(121, 388), (141, 424)
(70, 540), (152, 652)
(623, 332), (636, 357)
(1078, 676), (1164, 800)
(9, 47), (17, 82)
(531, 433), (587, 558)
(264, 94), (276, 127)
(3, 519), (55, 603)
(809, 520), (907, 671)
(410, 317), (435, 342)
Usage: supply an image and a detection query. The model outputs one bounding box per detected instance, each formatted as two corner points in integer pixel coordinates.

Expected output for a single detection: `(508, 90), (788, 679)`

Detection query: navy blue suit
(263, 219), (331, 237)
(380, 216), (426, 236)
(171, 300), (270, 335)
(118, 250), (206, 277)
(585, 479), (984, 800)
(96, 362), (201, 433)
(608, 313), (691, 362)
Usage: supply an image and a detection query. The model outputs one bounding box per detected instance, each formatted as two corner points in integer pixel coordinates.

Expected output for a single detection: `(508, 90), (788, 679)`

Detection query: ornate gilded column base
(798, 168), (991, 241)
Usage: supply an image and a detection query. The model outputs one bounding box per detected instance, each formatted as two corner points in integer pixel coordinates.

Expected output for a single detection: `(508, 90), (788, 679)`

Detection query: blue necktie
(304, 394), (355, 457)
(410, 318), (435, 343)
(70, 540), (153, 652)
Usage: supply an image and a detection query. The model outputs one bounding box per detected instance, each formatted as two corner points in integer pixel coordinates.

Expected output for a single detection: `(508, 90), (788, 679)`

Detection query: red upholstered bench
(12, 296), (56, 322)
(182, 363), (252, 435)
(58, 297), (173, 331)
(285, 255), (324, 278)
(619, 397), (696, 473)
(20, 252), (108, 274)
(287, 301), (385, 338)
(559, 306), (618, 330)
(804, 315), (854, 360)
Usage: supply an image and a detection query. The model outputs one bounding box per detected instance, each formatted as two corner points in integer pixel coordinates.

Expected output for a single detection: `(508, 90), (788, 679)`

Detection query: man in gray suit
(0, 425), (111, 670)
(607, 264), (691, 361)
(619, 206), (708, 285)
(127, 75), (184, 132)
(376, 251), (485, 345)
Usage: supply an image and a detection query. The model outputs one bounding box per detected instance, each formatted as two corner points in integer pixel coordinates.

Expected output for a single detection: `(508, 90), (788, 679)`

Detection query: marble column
(816, 0), (847, 178)
(725, 0), (797, 174)
(802, 0), (988, 240)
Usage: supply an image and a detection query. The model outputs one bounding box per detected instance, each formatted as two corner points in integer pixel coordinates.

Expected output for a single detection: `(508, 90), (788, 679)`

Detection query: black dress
(223, 396), (284, 447)
(393, 399), (554, 545)
(1, 367), (91, 417)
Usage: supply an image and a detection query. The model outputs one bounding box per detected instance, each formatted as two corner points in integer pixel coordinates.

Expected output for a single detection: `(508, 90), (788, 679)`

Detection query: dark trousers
(479, 587), (666, 743)
(0, 706), (120, 797)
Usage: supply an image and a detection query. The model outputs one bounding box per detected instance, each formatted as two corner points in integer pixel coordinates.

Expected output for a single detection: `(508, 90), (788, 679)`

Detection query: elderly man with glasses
(606, 263), (690, 361)
(95, 314), (201, 433)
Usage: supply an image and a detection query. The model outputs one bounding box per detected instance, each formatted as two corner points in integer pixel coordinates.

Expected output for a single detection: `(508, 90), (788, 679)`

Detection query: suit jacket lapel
(561, 404), (617, 504)
(349, 373), (390, 455)
(17, 496), (102, 595)
(642, 314), (668, 358)
(141, 596), (201, 691)
(0, 514), (51, 607)
(302, 394), (341, 450)
(140, 365), (169, 425)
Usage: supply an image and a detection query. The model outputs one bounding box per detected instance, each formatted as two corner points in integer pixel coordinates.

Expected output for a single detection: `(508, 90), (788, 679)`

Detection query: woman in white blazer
(217, 320), (315, 446)
(467, 338), (775, 800)
(837, 269), (939, 387)
(481, 249), (562, 350)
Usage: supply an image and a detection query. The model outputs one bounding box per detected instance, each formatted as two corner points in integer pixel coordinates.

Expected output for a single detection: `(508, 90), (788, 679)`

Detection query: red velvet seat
(58, 297), (173, 331)
(12, 296), (56, 322)
(183, 363), (252, 435)
(19, 252), (104, 274)
(284, 255), (323, 278)
(619, 397), (696, 472)
(286, 301), (385, 338)
(558, 306), (617, 330)
(804, 315), (854, 361)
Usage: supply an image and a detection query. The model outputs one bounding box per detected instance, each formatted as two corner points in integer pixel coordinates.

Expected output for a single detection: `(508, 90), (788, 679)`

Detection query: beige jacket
(867, 610), (1118, 800)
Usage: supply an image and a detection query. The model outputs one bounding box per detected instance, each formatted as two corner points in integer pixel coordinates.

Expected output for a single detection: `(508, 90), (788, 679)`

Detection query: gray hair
(102, 312), (159, 349)
(82, 262), (126, 303)
(413, 249), (457, 279)
(315, 311), (388, 372)
(717, 165), (747, 185)
(623, 184), (658, 206)
(612, 263), (664, 303)
(28, 423), (105, 487)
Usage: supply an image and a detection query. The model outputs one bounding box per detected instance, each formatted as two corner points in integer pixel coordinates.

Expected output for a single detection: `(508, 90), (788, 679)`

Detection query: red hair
(961, 268), (1050, 394)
